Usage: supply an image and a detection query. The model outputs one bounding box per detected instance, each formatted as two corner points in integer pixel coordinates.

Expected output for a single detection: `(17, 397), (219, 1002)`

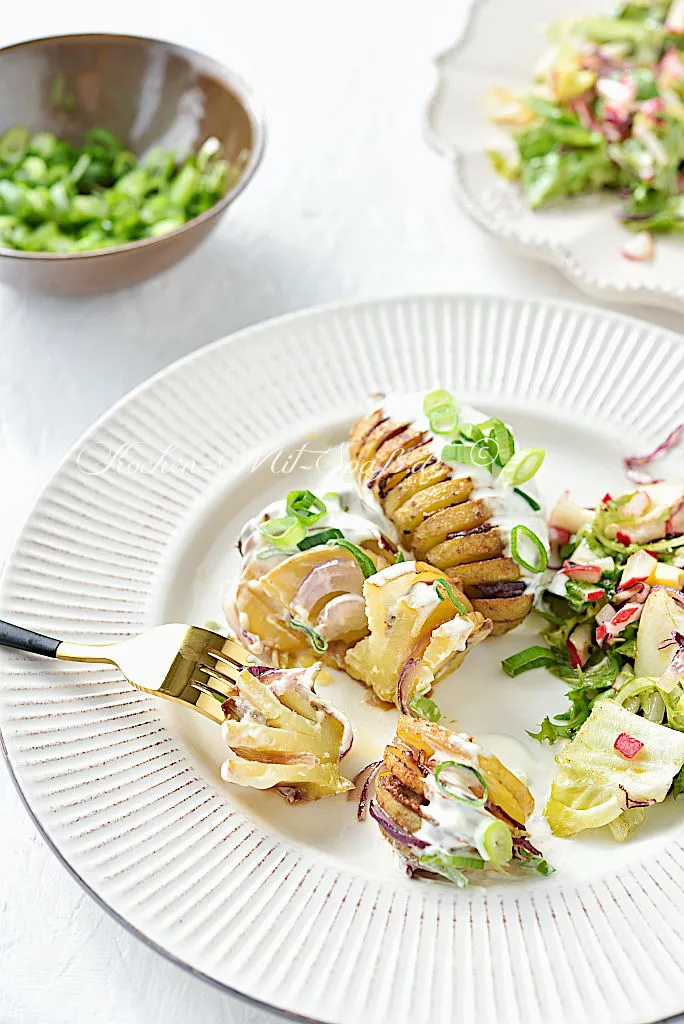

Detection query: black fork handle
(0, 619), (61, 658)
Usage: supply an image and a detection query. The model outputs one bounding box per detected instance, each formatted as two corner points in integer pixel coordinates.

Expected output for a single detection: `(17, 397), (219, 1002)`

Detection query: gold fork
(0, 620), (252, 724)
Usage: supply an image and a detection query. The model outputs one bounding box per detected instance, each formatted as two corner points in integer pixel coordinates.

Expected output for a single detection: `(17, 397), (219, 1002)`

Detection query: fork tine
(190, 678), (232, 703)
(209, 647), (249, 672)
(201, 659), (242, 690)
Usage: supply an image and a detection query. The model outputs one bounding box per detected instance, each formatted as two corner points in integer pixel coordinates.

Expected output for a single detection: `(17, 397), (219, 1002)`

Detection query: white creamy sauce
(477, 733), (541, 787)
(367, 392), (548, 593)
(239, 496), (387, 569)
(415, 741), (495, 856)
(432, 616), (475, 650)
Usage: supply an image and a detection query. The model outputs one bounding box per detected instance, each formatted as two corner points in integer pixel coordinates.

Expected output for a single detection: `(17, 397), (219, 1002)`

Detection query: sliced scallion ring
(434, 578), (468, 614)
(510, 524), (548, 573)
(409, 694), (441, 722)
(423, 389), (455, 415)
(258, 514), (306, 550)
(477, 418), (515, 467)
(418, 850), (477, 886)
(286, 489), (327, 524)
(499, 447), (546, 486)
(434, 760), (488, 807)
(395, 550), (405, 564)
(474, 818), (513, 865)
(297, 527), (344, 551)
(330, 539), (377, 579)
(289, 618), (328, 652)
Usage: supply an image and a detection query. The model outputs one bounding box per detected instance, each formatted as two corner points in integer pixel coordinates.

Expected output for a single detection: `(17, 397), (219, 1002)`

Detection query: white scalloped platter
(3, 295), (684, 1024)
(427, 0), (684, 313)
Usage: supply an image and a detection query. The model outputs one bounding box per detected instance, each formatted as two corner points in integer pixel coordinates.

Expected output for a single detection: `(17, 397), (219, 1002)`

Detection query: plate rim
(3, 291), (684, 1024)
(424, 0), (684, 314)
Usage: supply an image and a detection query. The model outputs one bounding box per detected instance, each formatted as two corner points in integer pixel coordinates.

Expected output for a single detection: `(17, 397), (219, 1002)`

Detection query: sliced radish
(614, 733), (644, 759)
(640, 97), (665, 119)
(584, 587), (606, 602)
(567, 538), (615, 572)
(547, 570), (569, 598)
(614, 581), (651, 605)
(566, 622), (593, 669)
(621, 231), (654, 262)
(596, 603), (643, 646)
(619, 550), (658, 591)
(562, 561), (603, 583)
(620, 491), (652, 519)
(549, 492), (594, 534)
(666, 497), (684, 536)
(616, 530), (632, 546)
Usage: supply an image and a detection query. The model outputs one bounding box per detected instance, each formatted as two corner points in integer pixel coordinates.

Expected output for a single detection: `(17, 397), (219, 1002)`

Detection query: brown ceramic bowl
(0, 33), (265, 295)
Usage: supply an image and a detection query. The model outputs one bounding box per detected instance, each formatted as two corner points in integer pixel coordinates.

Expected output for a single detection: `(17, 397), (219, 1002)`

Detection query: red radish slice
(562, 561), (602, 583)
(585, 587), (606, 602)
(621, 231), (654, 262)
(667, 0), (684, 32)
(666, 497), (684, 536)
(566, 622), (593, 669)
(602, 493), (613, 503)
(616, 530), (632, 546)
(614, 733), (644, 759)
(620, 491), (651, 519)
(596, 603), (643, 646)
(549, 493), (593, 534)
(619, 550), (658, 590)
(615, 581), (651, 605)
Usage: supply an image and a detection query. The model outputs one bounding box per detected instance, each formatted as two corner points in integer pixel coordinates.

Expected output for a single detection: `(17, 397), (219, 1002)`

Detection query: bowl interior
(0, 34), (255, 169)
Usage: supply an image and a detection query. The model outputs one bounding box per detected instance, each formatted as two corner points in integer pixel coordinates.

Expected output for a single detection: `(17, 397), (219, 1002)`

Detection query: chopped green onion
(330, 539), (377, 579)
(395, 550), (405, 563)
(534, 858), (555, 876)
(477, 418), (515, 467)
(510, 524), (548, 573)
(255, 546), (282, 560)
(297, 527), (344, 551)
(423, 389), (455, 415)
(286, 489), (327, 525)
(499, 447), (546, 486)
(475, 818), (513, 865)
(418, 850), (479, 886)
(513, 487), (541, 511)
(434, 761), (488, 807)
(289, 618), (328, 652)
(409, 694), (441, 722)
(258, 515), (306, 550)
(434, 578), (468, 614)
(501, 646), (558, 677)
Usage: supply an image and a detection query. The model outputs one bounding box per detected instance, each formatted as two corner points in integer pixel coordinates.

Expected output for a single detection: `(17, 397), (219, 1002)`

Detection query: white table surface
(1, 2), (684, 1022)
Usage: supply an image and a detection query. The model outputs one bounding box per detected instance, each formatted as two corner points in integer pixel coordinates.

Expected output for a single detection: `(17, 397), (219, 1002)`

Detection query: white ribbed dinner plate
(3, 295), (684, 1024)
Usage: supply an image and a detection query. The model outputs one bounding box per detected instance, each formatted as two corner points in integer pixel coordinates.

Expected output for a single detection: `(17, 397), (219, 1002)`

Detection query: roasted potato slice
(349, 396), (547, 637)
(344, 561), (491, 705)
(221, 664), (353, 801)
(371, 716), (544, 882)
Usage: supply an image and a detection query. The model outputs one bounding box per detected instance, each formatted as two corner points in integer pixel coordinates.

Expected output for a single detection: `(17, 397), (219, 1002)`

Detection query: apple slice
(634, 587), (684, 677)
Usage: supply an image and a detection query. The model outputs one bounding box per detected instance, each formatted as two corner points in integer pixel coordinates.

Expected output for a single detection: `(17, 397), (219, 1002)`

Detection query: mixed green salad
(0, 126), (238, 253)
(504, 424), (684, 839)
(487, 0), (684, 258)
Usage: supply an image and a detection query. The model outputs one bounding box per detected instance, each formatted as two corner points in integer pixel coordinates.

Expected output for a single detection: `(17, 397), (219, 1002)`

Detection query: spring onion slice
(395, 550), (405, 564)
(510, 524), (548, 573)
(330, 539), (377, 579)
(286, 489), (327, 524)
(409, 694), (441, 722)
(501, 645), (557, 677)
(289, 618), (328, 652)
(297, 527), (344, 551)
(418, 851), (472, 886)
(423, 389), (455, 415)
(477, 418), (515, 467)
(533, 858), (555, 876)
(258, 515), (307, 550)
(475, 818), (513, 866)
(513, 486), (541, 511)
(435, 578), (468, 614)
(499, 447), (546, 486)
(434, 760), (488, 807)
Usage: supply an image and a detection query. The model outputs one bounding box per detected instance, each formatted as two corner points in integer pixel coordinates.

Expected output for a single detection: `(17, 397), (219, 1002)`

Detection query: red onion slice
(293, 557), (364, 614)
(474, 580), (528, 599)
(618, 784), (656, 810)
(369, 800), (428, 849)
(624, 425), (683, 484)
(512, 835), (543, 858)
(396, 658), (423, 714)
(349, 760), (383, 821)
